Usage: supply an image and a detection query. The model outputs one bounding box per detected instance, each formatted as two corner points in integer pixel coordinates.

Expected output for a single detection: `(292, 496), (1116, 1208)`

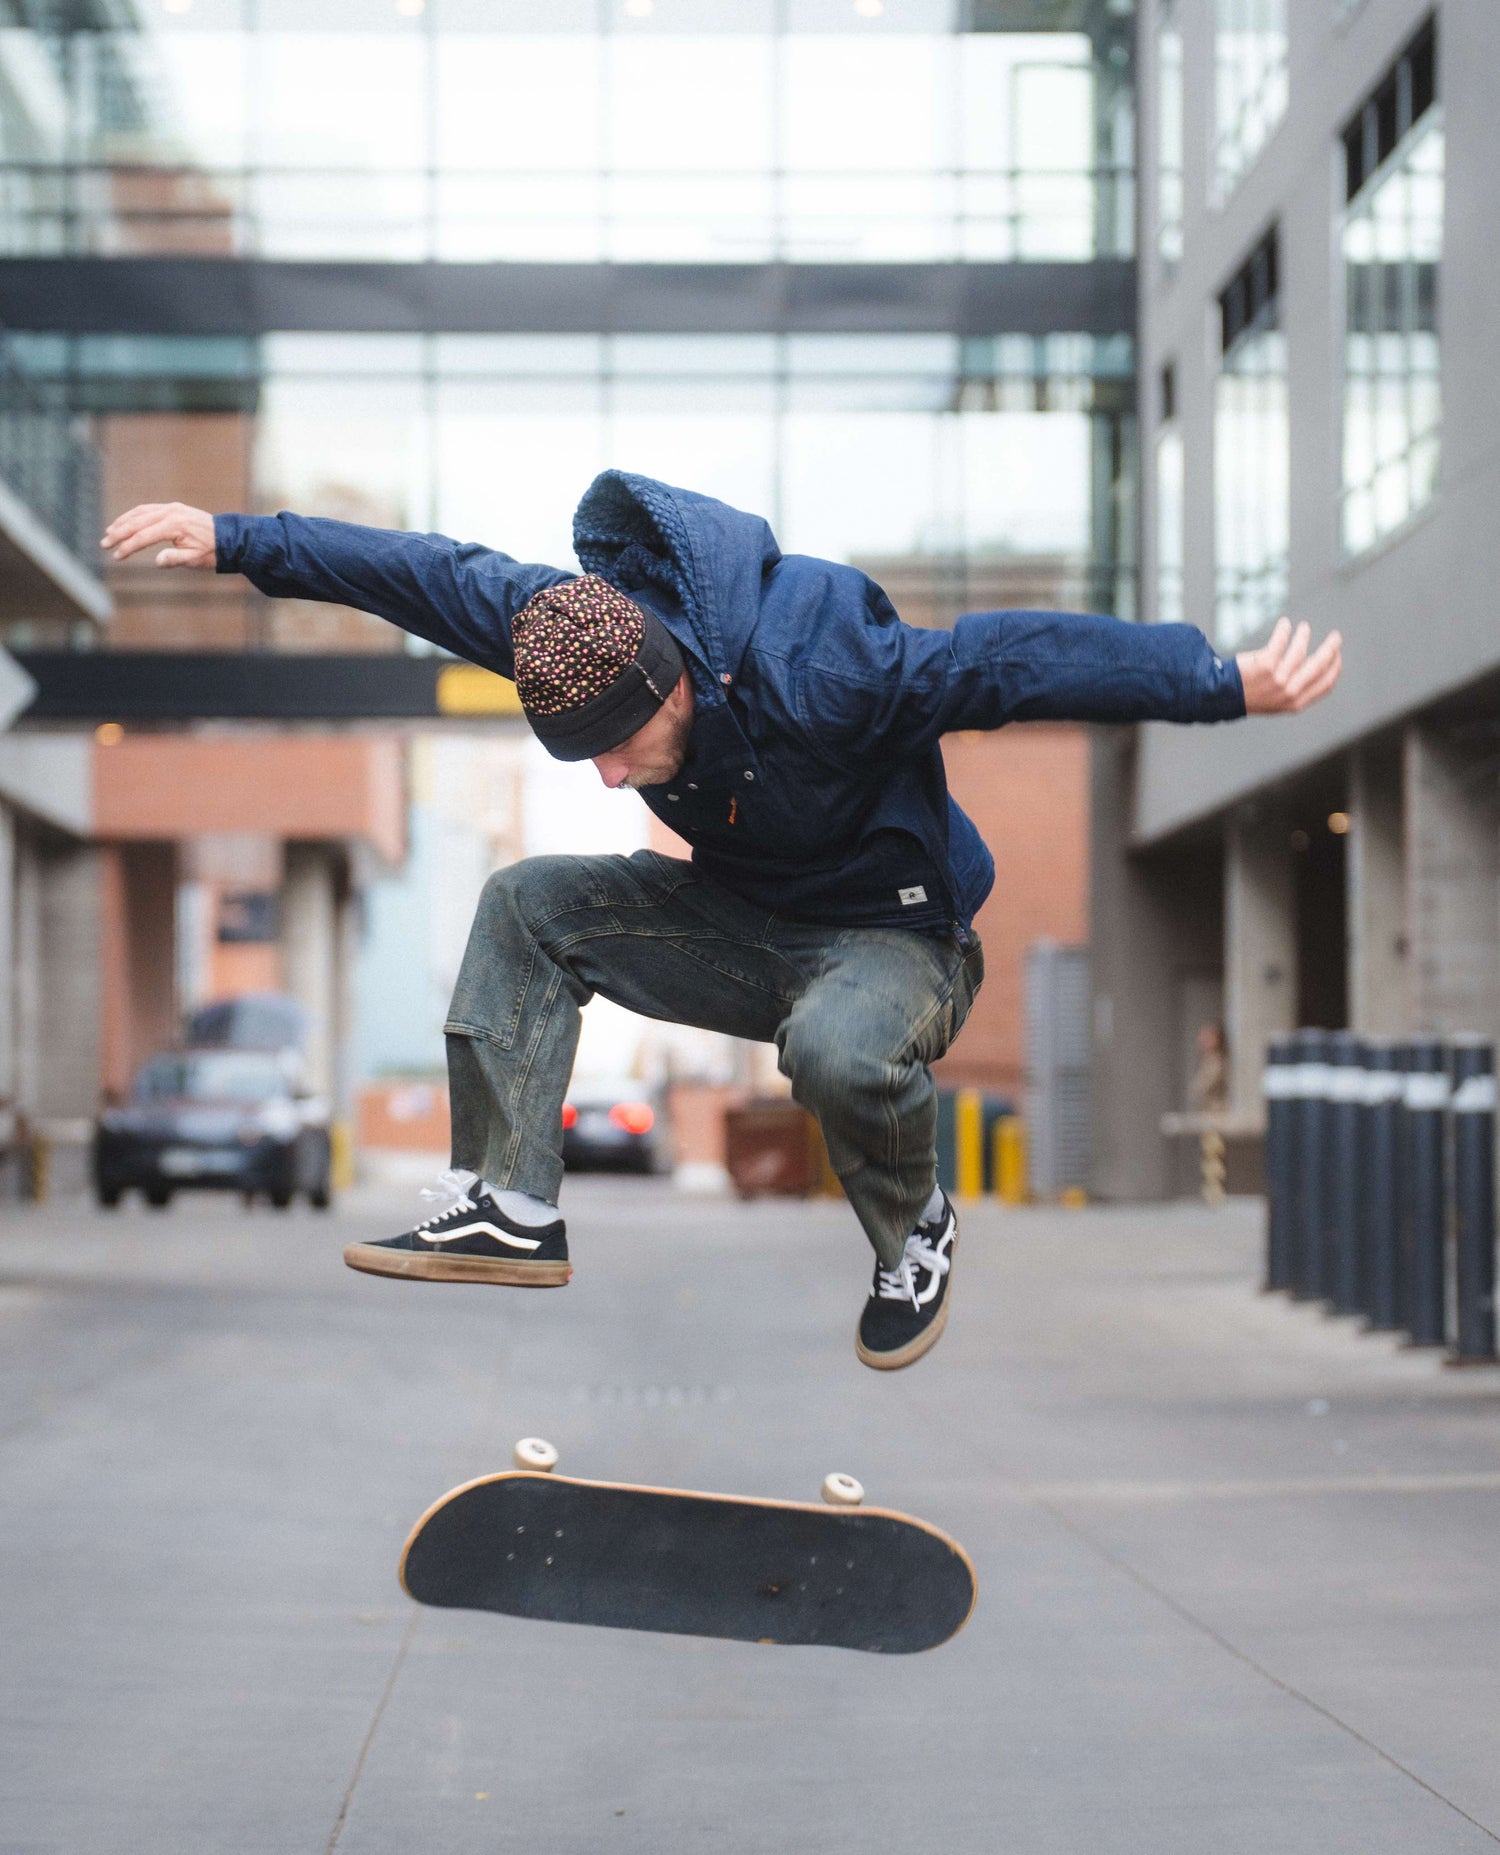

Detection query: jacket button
(721, 673), (732, 685)
(687, 782), (698, 791)
(743, 770), (754, 781)
(667, 793), (679, 802)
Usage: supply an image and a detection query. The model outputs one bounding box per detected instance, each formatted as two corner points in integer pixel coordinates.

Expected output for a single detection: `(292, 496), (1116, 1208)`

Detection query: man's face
(591, 674), (695, 790)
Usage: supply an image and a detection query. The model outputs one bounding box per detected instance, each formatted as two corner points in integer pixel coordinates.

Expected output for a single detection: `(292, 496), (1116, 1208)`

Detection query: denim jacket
(216, 470), (1244, 931)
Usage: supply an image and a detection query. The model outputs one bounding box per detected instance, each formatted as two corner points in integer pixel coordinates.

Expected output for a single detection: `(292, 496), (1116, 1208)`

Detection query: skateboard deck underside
(401, 1473), (975, 1654)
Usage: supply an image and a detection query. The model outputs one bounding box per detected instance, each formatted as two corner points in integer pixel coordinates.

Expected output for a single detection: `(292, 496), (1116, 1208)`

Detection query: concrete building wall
(1134, 0), (1500, 845)
(1096, 0), (1500, 1197)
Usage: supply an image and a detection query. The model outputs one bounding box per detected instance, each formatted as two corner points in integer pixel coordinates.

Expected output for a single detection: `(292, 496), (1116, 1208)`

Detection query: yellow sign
(435, 663), (524, 717)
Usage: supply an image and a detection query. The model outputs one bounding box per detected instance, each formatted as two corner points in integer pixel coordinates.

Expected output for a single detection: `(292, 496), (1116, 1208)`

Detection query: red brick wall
(933, 725), (1089, 1098)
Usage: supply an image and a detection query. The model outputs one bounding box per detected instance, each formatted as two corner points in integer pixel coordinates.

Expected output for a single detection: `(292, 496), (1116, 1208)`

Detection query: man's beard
(621, 704), (694, 789)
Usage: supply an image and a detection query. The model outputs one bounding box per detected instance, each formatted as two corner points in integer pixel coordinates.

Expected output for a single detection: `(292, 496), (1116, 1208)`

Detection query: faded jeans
(443, 850), (984, 1269)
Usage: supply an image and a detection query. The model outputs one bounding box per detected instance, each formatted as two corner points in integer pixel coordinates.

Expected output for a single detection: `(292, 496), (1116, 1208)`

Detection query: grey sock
(919, 1183), (944, 1227)
(482, 1183), (560, 1227)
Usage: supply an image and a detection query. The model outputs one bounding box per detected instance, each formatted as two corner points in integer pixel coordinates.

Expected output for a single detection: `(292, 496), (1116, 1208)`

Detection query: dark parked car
(561, 1077), (663, 1174)
(94, 1050), (332, 1210)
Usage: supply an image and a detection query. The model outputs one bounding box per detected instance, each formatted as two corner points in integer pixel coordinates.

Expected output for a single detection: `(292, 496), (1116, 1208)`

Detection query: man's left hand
(1236, 616), (1342, 716)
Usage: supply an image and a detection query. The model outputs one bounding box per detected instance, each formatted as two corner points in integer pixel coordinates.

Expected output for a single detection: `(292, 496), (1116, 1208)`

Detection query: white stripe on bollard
(1451, 1074), (1498, 1114)
(1356, 1071), (1405, 1105)
(1325, 1067), (1367, 1102)
(1404, 1072), (1451, 1110)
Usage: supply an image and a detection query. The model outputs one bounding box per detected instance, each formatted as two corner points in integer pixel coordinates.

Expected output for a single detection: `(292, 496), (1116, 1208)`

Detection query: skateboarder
(102, 478), (1340, 1369)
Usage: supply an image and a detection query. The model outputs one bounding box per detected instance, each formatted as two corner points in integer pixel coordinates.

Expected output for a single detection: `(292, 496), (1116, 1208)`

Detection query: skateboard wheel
(513, 1437), (559, 1473)
(821, 1473), (864, 1507)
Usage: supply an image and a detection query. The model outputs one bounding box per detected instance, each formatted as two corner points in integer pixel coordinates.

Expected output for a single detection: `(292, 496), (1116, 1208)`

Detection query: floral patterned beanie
(512, 574), (685, 762)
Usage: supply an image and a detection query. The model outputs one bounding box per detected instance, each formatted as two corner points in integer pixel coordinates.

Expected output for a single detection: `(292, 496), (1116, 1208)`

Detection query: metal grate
(1025, 939), (1091, 1198)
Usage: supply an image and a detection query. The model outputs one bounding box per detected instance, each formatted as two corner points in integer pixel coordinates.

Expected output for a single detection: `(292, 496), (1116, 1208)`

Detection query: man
(103, 476), (1340, 1370)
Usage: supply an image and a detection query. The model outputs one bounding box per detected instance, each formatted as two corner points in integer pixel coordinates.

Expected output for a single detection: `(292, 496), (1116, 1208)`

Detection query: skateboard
(400, 1438), (976, 1655)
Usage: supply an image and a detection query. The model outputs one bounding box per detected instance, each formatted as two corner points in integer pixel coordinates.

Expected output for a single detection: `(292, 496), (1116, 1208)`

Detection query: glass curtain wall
(1212, 0), (1287, 203)
(1155, 0), (1182, 265)
(1154, 363), (1182, 626)
(0, 3), (1130, 263)
(1214, 228), (1286, 649)
(1340, 18), (1441, 556)
(8, 327), (1133, 648)
(0, 2), (1138, 648)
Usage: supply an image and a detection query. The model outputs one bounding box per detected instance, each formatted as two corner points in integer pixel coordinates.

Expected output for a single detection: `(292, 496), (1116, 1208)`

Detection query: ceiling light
(624, 0), (654, 16)
(854, 0), (885, 14)
(95, 722), (124, 746)
(395, 0), (425, 13)
(161, 0), (193, 14)
(1327, 811), (1350, 835)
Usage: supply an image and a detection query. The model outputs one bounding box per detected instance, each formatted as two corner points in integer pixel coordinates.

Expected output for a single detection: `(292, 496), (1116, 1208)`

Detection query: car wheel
(308, 1181), (332, 1211)
(96, 1186), (121, 1209)
(144, 1187), (172, 1210)
(269, 1189), (294, 1211)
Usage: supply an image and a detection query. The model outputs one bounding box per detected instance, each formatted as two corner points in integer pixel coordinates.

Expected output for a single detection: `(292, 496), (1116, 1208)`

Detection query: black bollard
(1358, 1038), (1404, 1330)
(1262, 1034), (1298, 1293)
(1400, 1034), (1448, 1346)
(1449, 1035), (1497, 1364)
(1326, 1031), (1364, 1315)
(1292, 1028), (1331, 1301)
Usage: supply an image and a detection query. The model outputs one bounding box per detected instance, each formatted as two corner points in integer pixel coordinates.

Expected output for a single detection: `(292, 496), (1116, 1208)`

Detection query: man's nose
(593, 756), (627, 789)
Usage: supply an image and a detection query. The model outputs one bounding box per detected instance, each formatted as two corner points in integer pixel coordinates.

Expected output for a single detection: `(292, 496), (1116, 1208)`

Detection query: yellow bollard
(994, 1115), (1028, 1205)
(330, 1120), (355, 1193)
(29, 1132), (49, 1204)
(954, 1088), (984, 1200)
(1200, 1126), (1226, 1206)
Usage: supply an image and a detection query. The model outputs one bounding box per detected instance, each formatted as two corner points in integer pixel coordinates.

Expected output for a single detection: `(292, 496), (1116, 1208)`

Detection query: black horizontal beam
(0, 257), (1134, 338)
(13, 650), (522, 723)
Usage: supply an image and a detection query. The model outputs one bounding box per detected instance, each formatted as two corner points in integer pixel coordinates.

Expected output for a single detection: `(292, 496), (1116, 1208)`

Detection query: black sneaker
(855, 1193), (957, 1370)
(343, 1171), (570, 1287)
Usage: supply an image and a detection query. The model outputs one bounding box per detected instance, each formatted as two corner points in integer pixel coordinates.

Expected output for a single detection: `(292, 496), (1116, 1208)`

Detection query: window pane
(436, 38), (602, 172)
(606, 38), (772, 174)
(1340, 114), (1443, 555)
(253, 34), (427, 171)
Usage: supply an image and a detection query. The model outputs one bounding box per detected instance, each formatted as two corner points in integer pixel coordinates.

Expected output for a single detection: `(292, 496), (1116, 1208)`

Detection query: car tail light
(561, 1102), (579, 1130)
(609, 1101), (655, 1136)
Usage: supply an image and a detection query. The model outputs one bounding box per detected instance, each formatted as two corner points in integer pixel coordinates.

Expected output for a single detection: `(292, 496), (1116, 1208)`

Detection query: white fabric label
(898, 886), (928, 906)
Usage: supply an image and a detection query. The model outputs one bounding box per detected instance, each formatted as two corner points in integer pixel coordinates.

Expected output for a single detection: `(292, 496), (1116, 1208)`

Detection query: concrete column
(0, 802), (14, 1107)
(12, 824), (41, 1115)
(1088, 731), (1223, 1199)
(1404, 726), (1500, 1039)
(1347, 743), (1408, 1035)
(1224, 808), (1296, 1112)
(35, 835), (103, 1119)
(282, 843), (341, 1098)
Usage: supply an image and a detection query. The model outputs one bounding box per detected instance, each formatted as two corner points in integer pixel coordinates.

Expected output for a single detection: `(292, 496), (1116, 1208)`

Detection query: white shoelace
(877, 1229), (951, 1311)
(416, 1166), (479, 1231)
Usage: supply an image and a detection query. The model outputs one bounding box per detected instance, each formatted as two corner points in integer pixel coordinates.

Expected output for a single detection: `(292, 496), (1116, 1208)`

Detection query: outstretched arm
(101, 501), (574, 673)
(798, 601), (1342, 762)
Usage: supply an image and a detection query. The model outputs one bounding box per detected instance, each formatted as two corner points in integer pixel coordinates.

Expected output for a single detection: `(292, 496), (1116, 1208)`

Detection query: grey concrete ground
(2, 1181), (1500, 1854)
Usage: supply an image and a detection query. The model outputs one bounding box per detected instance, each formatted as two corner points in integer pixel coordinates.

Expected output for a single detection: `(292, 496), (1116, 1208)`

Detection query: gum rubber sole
(855, 1291), (951, 1370)
(342, 1242), (572, 1287)
(854, 1227), (957, 1370)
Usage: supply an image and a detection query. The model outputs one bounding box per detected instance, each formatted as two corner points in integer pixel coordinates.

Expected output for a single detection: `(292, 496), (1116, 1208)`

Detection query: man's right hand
(102, 502), (217, 570)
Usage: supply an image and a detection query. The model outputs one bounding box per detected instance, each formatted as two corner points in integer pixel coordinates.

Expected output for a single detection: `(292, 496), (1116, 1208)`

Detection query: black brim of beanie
(524, 609), (685, 762)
